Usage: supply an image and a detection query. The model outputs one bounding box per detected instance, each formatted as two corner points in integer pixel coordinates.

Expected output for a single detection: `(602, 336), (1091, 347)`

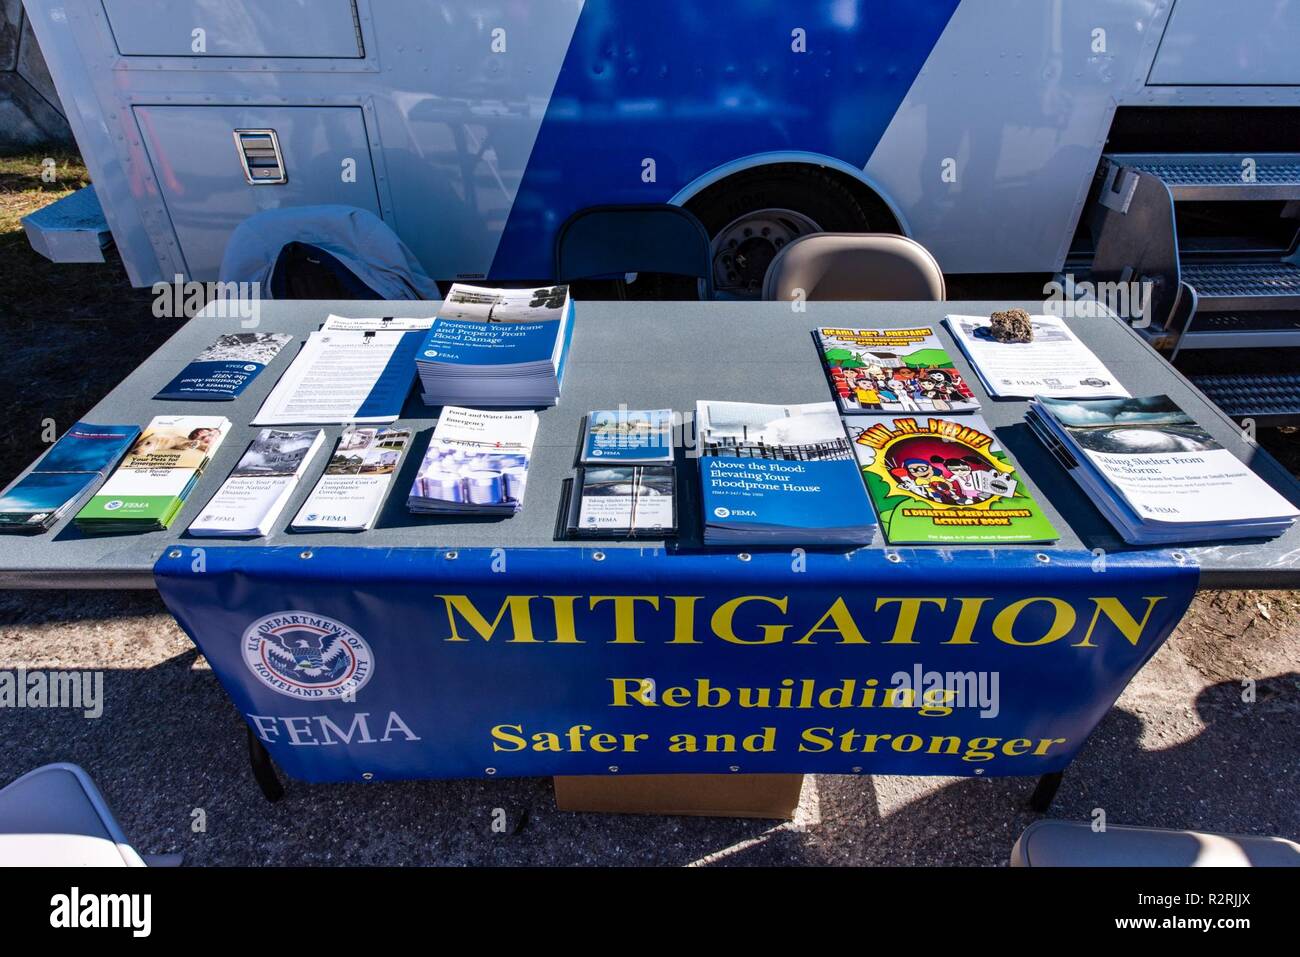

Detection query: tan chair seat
(1011, 819), (1300, 867)
(762, 233), (945, 302)
(0, 763), (145, 866)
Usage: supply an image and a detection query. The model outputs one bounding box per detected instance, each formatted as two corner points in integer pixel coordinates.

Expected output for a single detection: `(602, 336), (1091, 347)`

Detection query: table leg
(1027, 771), (1063, 813)
(247, 727), (285, 802)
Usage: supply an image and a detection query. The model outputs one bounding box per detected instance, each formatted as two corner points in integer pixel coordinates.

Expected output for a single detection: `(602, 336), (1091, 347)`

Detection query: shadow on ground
(2, 590), (1295, 866)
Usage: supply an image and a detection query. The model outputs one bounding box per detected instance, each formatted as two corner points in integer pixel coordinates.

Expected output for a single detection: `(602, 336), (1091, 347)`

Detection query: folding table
(3, 300), (1296, 813)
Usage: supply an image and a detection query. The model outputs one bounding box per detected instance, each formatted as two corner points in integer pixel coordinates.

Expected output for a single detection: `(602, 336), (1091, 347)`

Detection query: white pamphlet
(291, 427), (412, 531)
(252, 331), (418, 425)
(320, 314), (435, 331)
(945, 314), (1129, 399)
(189, 429), (324, 537)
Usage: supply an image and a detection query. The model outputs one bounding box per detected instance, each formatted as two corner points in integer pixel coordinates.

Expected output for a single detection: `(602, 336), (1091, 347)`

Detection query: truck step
(1105, 152), (1300, 202)
(20, 185), (110, 264)
(1188, 372), (1300, 426)
(1182, 261), (1300, 312)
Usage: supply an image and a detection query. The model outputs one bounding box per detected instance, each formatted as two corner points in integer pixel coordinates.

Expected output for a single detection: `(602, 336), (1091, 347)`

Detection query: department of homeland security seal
(242, 612), (374, 700)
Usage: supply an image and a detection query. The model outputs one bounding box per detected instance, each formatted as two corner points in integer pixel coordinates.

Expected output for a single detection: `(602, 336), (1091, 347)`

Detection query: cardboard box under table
(2, 300), (1298, 820)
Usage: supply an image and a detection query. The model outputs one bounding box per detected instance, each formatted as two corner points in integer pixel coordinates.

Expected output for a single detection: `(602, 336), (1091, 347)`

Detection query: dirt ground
(0, 149), (1296, 865)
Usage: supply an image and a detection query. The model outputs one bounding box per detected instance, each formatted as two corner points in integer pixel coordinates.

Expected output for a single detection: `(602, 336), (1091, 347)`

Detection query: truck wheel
(687, 165), (895, 298)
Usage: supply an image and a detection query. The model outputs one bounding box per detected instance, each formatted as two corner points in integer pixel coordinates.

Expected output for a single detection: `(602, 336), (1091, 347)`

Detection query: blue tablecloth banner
(154, 546), (1198, 783)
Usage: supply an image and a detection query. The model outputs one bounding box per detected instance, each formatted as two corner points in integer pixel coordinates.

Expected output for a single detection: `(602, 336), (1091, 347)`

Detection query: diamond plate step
(1189, 372), (1300, 425)
(1182, 261), (1300, 312)
(1106, 152), (1300, 201)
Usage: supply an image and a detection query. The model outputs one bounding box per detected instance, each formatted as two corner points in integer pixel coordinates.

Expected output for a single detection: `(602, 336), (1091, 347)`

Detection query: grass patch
(0, 148), (182, 485)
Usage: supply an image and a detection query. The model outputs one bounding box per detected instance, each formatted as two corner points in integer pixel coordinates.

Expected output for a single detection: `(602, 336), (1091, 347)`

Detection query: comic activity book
(816, 327), (979, 415)
(849, 414), (1057, 545)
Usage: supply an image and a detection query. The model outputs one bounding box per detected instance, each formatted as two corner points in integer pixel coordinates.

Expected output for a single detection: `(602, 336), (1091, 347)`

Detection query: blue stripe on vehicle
(488, 0), (960, 279)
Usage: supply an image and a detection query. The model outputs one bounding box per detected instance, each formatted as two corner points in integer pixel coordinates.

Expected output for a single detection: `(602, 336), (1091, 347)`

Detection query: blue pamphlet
(155, 333), (292, 401)
(0, 421), (141, 532)
(582, 409), (675, 464)
(696, 400), (875, 546)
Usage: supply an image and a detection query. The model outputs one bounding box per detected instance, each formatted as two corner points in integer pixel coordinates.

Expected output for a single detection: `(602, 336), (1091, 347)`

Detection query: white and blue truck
(18, 0), (1300, 420)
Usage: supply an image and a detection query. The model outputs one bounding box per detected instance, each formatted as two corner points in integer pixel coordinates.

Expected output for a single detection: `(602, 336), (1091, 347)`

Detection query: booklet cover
(408, 407), (539, 514)
(291, 427), (411, 531)
(581, 409), (674, 464)
(437, 284), (569, 323)
(568, 465), (677, 537)
(0, 422), (141, 532)
(945, 314), (1129, 399)
(1028, 395), (1299, 541)
(849, 414), (1057, 544)
(155, 333), (292, 401)
(76, 416), (230, 531)
(189, 429), (324, 537)
(816, 327), (979, 415)
(697, 400), (875, 545)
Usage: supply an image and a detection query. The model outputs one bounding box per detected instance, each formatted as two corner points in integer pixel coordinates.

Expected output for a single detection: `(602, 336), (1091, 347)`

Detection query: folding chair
(554, 204), (714, 300)
(0, 763), (148, 866)
(762, 233), (945, 302)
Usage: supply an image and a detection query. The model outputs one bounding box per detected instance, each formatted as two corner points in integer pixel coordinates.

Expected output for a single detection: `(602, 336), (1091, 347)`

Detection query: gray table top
(2, 299), (1298, 590)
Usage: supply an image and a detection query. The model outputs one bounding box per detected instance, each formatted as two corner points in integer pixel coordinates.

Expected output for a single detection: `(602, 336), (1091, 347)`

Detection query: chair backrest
(762, 233), (945, 302)
(555, 204), (714, 298)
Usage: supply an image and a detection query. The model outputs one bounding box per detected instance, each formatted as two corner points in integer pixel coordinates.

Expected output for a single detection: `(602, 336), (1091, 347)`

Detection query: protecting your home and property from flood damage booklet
(155, 333), (293, 401)
(849, 414), (1057, 545)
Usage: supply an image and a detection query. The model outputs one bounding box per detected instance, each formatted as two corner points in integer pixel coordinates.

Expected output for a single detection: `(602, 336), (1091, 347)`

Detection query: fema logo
(104, 500), (124, 511)
(243, 364), (258, 372)
(242, 611), (374, 700)
(590, 448), (603, 457)
(424, 349), (438, 358)
(713, 506), (731, 518)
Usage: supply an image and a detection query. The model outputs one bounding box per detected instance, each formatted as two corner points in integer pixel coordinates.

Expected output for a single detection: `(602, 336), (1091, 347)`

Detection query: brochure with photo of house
(1027, 395), (1298, 544)
(945, 314), (1129, 399)
(581, 409), (674, 464)
(408, 406), (539, 515)
(75, 416), (231, 533)
(155, 333), (293, 401)
(816, 327), (979, 415)
(0, 422), (141, 533)
(849, 414), (1057, 545)
(696, 400), (875, 546)
(290, 426), (412, 531)
(189, 429), (325, 537)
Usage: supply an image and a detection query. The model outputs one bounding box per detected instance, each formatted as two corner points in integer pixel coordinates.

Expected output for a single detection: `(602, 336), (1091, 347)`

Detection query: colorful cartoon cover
(816, 327), (979, 415)
(849, 414), (1057, 544)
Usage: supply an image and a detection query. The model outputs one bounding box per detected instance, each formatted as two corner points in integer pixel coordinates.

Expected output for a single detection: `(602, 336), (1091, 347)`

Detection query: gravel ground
(0, 587), (1294, 866)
